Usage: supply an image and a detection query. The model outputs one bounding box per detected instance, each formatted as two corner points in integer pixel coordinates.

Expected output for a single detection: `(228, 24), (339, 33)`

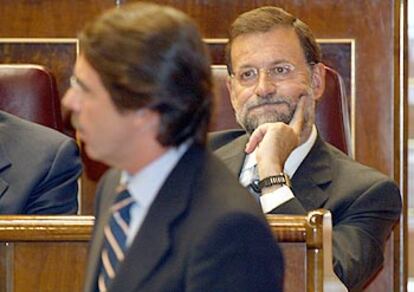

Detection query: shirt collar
(120, 141), (190, 209)
(243, 125), (317, 177)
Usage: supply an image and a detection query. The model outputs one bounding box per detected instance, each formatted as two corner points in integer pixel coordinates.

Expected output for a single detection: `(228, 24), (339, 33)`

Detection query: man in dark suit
(209, 6), (402, 291)
(63, 3), (283, 292)
(0, 110), (81, 214)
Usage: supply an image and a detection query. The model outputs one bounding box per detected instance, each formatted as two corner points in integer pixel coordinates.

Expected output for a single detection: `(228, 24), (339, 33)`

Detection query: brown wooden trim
(394, 1), (408, 291)
(267, 209), (328, 292)
(0, 216), (94, 241)
(266, 215), (307, 242)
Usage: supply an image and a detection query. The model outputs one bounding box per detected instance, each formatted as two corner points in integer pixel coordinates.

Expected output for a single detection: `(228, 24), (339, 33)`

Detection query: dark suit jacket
(0, 111), (81, 214)
(210, 129), (402, 291)
(84, 144), (284, 292)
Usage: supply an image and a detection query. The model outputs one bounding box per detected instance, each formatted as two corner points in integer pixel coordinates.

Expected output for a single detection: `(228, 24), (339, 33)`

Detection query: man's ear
(311, 63), (326, 101)
(226, 76), (232, 95)
(133, 108), (160, 132)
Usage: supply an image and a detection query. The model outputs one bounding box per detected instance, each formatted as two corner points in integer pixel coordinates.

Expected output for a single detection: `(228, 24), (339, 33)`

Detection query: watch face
(250, 179), (261, 193)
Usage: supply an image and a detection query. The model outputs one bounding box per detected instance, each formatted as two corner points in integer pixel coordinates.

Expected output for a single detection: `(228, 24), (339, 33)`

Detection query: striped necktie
(98, 188), (135, 292)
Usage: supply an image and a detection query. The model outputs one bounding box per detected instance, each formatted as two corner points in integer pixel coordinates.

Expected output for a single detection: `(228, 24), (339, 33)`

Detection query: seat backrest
(210, 65), (352, 155)
(315, 66), (351, 155)
(0, 64), (63, 131)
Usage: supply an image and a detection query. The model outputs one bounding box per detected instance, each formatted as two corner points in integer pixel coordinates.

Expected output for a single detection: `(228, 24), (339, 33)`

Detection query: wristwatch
(258, 173), (291, 190)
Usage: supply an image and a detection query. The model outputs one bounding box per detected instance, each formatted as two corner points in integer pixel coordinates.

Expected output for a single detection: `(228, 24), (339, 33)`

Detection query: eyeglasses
(231, 62), (313, 87)
(230, 63), (296, 87)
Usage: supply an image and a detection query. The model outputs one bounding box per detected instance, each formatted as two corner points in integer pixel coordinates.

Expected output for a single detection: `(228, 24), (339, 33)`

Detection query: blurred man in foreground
(64, 3), (284, 292)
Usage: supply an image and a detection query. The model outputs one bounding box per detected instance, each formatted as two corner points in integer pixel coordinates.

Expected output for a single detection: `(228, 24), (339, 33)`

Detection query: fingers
(245, 96), (306, 154)
(289, 96), (305, 136)
(245, 124), (268, 153)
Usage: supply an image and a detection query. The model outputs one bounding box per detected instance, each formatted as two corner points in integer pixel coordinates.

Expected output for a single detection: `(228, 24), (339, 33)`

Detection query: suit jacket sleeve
(330, 179), (401, 291)
(186, 212), (284, 292)
(275, 177), (401, 291)
(211, 132), (401, 290)
(23, 138), (82, 214)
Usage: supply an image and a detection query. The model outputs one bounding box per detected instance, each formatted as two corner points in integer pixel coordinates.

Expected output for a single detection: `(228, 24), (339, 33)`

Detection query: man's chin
(82, 140), (97, 158)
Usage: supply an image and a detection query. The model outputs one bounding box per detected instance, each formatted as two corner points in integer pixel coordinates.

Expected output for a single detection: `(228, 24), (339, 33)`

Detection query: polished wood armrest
(0, 215), (94, 241)
(266, 209), (346, 292)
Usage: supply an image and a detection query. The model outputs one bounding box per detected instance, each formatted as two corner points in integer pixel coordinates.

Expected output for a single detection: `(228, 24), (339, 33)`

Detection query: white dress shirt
(119, 142), (190, 246)
(239, 125), (317, 213)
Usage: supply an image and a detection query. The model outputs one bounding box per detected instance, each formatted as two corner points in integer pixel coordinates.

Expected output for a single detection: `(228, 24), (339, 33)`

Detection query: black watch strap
(258, 173), (291, 190)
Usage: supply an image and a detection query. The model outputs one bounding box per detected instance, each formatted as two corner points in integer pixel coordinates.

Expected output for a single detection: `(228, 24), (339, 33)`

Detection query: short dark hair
(226, 6), (321, 74)
(79, 2), (213, 146)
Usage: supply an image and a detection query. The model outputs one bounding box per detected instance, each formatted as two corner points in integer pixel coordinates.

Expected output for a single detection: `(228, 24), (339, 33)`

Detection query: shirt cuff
(260, 185), (295, 213)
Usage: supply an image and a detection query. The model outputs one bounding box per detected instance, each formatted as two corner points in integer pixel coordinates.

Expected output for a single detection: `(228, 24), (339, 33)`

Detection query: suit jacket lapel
(291, 136), (333, 211)
(110, 144), (203, 292)
(214, 134), (248, 177)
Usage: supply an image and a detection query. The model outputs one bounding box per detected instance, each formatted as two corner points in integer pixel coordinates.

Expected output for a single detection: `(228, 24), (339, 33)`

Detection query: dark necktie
(98, 188), (135, 292)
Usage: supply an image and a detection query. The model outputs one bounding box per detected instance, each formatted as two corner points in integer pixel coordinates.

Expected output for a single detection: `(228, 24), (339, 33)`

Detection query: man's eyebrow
(237, 59), (293, 69)
(71, 75), (91, 92)
(268, 60), (294, 66)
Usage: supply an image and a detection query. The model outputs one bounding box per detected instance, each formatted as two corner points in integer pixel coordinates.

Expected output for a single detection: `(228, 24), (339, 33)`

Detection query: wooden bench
(0, 212), (349, 292)
(0, 216), (93, 292)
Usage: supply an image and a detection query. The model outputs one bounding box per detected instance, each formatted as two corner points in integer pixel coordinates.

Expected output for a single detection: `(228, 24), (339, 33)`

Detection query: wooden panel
(0, 0), (401, 193)
(11, 242), (87, 292)
(0, 0), (401, 176)
(281, 243), (307, 292)
(0, 1), (114, 38)
(0, 216), (93, 292)
(0, 41), (77, 97)
(0, 214), (323, 292)
(0, 1), (405, 290)
(0, 243), (8, 292)
(409, 105), (414, 138)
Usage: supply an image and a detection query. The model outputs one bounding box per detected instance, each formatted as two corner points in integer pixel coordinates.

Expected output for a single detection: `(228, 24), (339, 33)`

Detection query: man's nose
(253, 71), (277, 97)
(62, 88), (80, 112)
